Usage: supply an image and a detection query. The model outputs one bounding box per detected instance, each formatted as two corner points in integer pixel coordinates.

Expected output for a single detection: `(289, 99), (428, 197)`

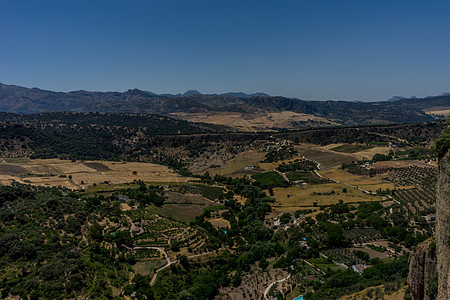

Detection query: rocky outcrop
(408, 239), (437, 300)
(408, 115), (449, 300)
(436, 157), (449, 300)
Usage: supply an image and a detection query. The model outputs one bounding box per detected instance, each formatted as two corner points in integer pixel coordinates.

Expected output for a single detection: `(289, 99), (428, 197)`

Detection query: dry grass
(0, 158), (192, 189)
(52, 162), (95, 173)
(171, 111), (338, 131)
(339, 285), (406, 300)
(208, 218), (231, 229)
(120, 203), (132, 211)
(354, 146), (391, 160)
(20, 176), (79, 189)
(171, 112), (262, 132)
(270, 183), (381, 211)
(374, 159), (437, 168)
(319, 144), (391, 161)
(318, 167), (398, 191)
(201, 150), (267, 176)
(424, 107), (450, 116)
(23, 164), (60, 174)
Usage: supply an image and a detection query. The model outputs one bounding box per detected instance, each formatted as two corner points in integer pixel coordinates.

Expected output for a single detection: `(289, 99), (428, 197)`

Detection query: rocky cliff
(408, 117), (449, 300)
(435, 157), (449, 300)
(408, 239), (437, 300)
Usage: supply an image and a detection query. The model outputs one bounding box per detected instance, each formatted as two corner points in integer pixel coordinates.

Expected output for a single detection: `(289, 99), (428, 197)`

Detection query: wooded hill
(0, 111), (446, 162)
(0, 112), (229, 161)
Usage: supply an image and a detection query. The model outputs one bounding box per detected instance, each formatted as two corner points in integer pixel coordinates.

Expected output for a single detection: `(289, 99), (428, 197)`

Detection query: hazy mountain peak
(183, 90), (202, 97)
(222, 92), (271, 98)
(387, 96), (406, 102)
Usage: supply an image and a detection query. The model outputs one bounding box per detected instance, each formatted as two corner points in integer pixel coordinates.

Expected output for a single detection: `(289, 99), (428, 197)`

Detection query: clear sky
(1, 0), (449, 101)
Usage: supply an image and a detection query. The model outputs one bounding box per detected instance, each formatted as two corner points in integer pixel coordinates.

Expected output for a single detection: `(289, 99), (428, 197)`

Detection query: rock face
(408, 239), (437, 300)
(436, 157), (450, 300)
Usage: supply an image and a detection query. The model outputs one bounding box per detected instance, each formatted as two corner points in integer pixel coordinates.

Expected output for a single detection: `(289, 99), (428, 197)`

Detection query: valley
(0, 113), (446, 299)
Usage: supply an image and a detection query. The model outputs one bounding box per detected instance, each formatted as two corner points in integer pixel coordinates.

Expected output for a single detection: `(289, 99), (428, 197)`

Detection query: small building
(425, 214), (436, 222)
(117, 194), (131, 202)
(352, 264), (369, 274)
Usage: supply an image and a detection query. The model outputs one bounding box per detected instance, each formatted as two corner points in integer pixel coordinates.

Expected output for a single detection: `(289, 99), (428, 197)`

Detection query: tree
(180, 255), (190, 270)
(171, 239), (180, 252)
(178, 289), (194, 300)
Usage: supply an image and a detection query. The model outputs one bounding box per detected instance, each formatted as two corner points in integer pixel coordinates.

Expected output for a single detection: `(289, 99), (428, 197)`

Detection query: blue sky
(1, 0), (449, 101)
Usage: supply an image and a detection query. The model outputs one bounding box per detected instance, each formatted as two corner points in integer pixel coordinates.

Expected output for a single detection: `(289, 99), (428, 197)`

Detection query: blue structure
(293, 295), (303, 300)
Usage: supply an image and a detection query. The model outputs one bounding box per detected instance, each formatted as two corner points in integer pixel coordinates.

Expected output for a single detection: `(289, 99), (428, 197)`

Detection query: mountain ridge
(1, 83), (449, 130)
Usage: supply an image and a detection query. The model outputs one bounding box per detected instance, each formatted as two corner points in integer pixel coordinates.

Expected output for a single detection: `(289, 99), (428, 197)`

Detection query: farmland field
(132, 260), (165, 276)
(171, 110), (338, 131)
(318, 167), (400, 191)
(285, 170), (316, 182)
(151, 204), (208, 222)
(270, 183), (381, 212)
(258, 155), (310, 171)
(201, 150), (267, 176)
(295, 146), (357, 169)
(178, 184), (224, 200)
(330, 144), (373, 153)
(251, 171), (286, 187)
(0, 164), (29, 176)
(0, 158), (193, 188)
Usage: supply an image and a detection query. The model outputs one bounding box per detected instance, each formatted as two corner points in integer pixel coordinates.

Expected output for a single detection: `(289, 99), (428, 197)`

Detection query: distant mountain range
(1, 83), (449, 130)
(387, 93), (450, 102)
(151, 90), (271, 98)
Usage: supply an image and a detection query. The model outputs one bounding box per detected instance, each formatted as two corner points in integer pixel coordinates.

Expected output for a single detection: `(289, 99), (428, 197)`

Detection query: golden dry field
(318, 167), (405, 191)
(201, 150), (267, 176)
(0, 158), (193, 189)
(339, 285), (406, 300)
(353, 146), (391, 160)
(171, 111), (338, 131)
(208, 218), (231, 229)
(424, 106), (450, 116)
(270, 183), (382, 212)
(170, 112), (265, 132)
(319, 143), (391, 160)
(373, 159), (437, 168)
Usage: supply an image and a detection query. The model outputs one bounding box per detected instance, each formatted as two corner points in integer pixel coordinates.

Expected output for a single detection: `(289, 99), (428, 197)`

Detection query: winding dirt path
(263, 274), (291, 300)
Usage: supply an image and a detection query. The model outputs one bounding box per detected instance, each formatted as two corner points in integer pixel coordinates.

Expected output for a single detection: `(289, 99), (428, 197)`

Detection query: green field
(307, 258), (341, 271)
(178, 184), (224, 200)
(251, 171), (286, 187)
(330, 144), (373, 153)
(132, 260), (165, 276)
(286, 170), (316, 182)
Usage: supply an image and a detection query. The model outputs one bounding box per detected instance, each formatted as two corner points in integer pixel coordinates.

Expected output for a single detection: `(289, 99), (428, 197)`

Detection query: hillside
(0, 112), (229, 161)
(1, 83), (449, 131)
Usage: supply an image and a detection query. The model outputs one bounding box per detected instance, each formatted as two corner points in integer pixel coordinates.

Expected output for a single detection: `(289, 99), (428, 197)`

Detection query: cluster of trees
(0, 184), (132, 299)
(121, 184), (166, 206)
(276, 159), (317, 172)
(277, 121), (446, 146)
(261, 147), (297, 163)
